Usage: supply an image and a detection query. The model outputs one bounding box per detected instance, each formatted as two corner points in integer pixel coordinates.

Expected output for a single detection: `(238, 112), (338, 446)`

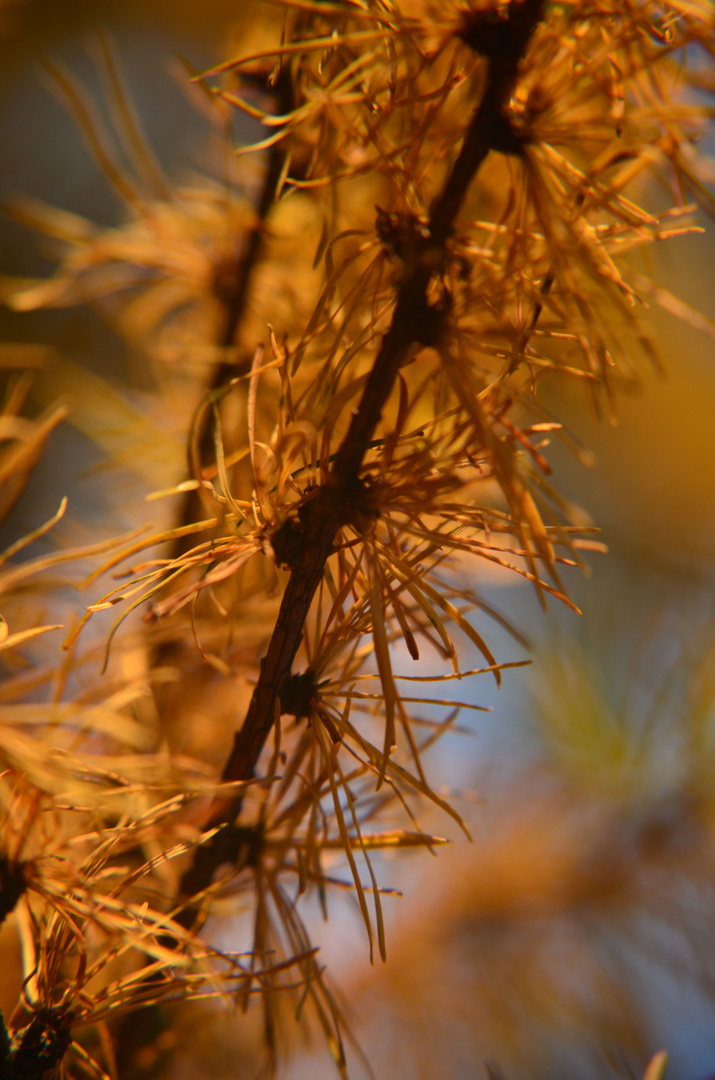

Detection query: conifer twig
(177, 0), (547, 913)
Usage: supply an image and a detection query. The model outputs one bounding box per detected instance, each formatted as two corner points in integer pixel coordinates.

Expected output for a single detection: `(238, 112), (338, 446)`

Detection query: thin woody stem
(179, 0), (546, 909)
(173, 67), (295, 544)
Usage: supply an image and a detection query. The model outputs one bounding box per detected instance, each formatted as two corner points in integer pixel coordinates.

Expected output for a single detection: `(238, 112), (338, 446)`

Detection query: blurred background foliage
(1, 2), (714, 1078)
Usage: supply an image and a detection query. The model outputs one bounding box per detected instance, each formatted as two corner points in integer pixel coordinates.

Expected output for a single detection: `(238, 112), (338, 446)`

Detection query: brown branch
(215, 65), (295, 354)
(178, 0), (547, 915)
(174, 66), (295, 543)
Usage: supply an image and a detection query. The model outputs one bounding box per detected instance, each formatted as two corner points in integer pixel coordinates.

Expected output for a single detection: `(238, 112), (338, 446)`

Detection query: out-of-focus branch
(174, 67), (295, 542)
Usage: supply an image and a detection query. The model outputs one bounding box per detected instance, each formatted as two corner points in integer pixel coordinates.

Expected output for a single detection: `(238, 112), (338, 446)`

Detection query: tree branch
(178, 0), (546, 912)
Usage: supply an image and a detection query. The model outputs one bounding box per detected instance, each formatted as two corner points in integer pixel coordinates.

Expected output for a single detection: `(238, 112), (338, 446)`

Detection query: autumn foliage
(0, 1), (713, 1077)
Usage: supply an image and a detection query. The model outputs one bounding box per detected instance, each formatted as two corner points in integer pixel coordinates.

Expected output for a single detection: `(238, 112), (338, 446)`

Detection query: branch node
(269, 517), (305, 571)
(279, 668), (317, 719)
